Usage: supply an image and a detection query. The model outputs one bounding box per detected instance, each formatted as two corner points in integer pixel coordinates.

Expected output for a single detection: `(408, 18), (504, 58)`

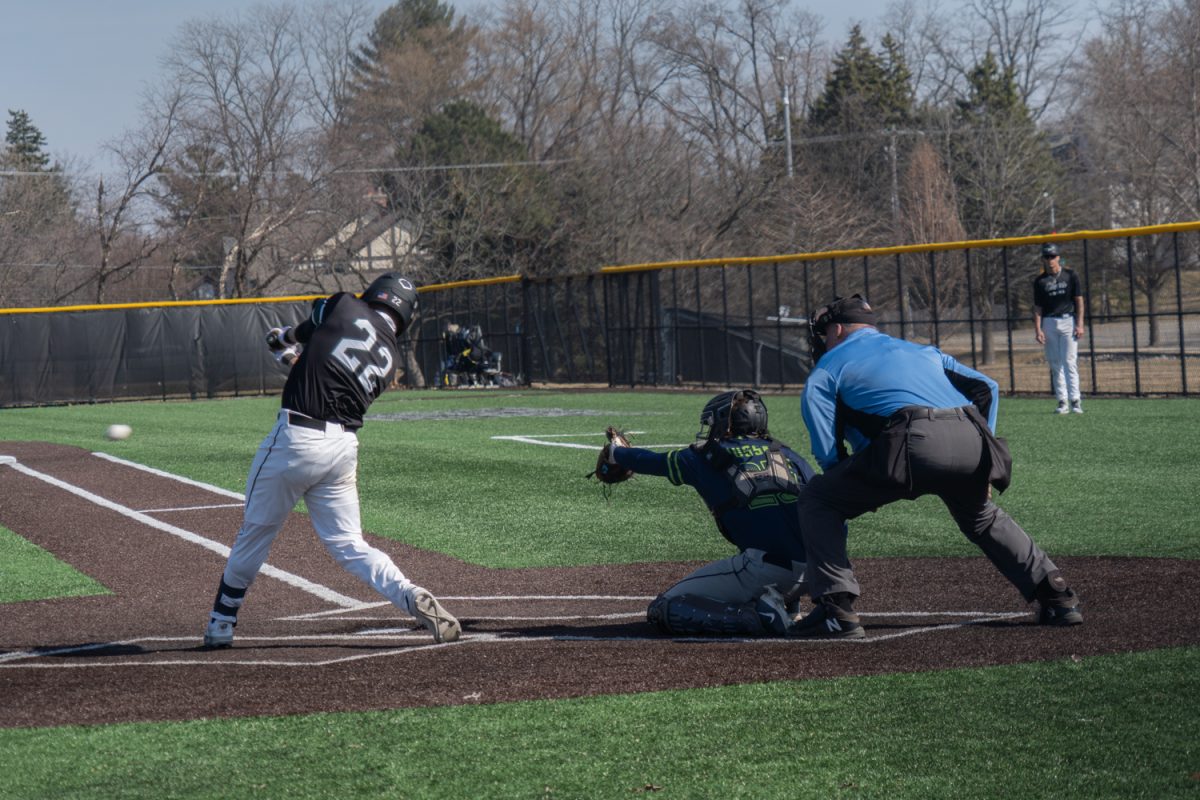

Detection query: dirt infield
(0, 441), (1196, 730)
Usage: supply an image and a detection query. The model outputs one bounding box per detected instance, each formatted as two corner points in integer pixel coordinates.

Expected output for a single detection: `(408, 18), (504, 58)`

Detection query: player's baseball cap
(1041, 243), (1059, 259)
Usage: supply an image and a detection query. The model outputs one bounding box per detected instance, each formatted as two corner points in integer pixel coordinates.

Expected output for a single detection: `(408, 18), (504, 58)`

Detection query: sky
(0, 0), (1027, 175)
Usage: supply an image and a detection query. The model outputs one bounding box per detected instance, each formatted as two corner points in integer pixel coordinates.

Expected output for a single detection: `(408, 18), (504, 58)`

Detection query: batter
(203, 273), (460, 648)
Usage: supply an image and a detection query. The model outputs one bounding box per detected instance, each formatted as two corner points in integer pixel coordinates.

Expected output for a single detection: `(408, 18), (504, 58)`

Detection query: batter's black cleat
(788, 596), (865, 640)
(1034, 571), (1083, 626)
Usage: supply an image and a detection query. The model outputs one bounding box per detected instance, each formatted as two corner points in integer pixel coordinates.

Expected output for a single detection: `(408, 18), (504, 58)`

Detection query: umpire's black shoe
(1034, 572), (1084, 626)
(1037, 588), (1083, 626)
(789, 597), (866, 640)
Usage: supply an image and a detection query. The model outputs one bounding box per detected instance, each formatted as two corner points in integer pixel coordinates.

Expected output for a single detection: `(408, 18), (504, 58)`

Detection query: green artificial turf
(0, 393), (1196, 566)
(0, 393), (1195, 798)
(0, 524), (109, 603)
(2, 647), (1196, 799)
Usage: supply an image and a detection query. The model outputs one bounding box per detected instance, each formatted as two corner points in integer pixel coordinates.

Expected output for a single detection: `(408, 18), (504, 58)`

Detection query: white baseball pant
(661, 548), (804, 603)
(1042, 316), (1080, 403)
(219, 410), (419, 616)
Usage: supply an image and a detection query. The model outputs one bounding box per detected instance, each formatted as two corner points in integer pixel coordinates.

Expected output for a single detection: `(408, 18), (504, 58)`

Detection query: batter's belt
(283, 410), (355, 435)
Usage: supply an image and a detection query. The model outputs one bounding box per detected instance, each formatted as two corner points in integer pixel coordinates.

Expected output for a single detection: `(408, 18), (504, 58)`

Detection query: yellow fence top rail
(596, 220), (1200, 274)
(4, 220), (1198, 314)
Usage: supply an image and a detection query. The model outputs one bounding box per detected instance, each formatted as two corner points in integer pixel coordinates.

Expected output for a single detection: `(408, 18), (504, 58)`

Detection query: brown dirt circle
(0, 441), (1196, 729)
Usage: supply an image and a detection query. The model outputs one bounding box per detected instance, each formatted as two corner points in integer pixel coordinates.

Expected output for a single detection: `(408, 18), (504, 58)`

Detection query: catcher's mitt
(589, 426), (633, 484)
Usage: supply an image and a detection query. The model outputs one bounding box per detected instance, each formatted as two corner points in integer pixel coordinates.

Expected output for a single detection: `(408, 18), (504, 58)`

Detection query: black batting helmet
(362, 273), (419, 332)
(697, 389), (769, 440)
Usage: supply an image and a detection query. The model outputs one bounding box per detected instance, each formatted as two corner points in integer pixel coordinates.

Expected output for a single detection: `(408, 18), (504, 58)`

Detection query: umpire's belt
(282, 410), (354, 435)
(891, 406), (967, 422)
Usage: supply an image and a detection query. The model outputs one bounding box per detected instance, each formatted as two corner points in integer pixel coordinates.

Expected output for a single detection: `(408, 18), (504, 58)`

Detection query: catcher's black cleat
(788, 596), (865, 640)
(754, 586), (793, 636)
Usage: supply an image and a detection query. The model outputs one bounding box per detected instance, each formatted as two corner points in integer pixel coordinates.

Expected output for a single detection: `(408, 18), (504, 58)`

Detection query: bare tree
(1071, 0), (1200, 344)
(157, 4), (379, 299)
(893, 0), (1077, 119)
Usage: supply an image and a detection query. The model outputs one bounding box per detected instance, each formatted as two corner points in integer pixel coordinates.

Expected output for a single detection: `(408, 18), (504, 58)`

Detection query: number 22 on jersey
(331, 319), (393, 393)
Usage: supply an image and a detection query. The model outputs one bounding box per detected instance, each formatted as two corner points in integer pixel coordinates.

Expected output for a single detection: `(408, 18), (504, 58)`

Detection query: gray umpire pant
(797, 407), (1059, 602)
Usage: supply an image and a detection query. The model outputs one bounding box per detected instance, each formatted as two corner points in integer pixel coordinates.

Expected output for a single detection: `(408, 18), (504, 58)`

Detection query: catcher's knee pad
(646, 593), (765, 637)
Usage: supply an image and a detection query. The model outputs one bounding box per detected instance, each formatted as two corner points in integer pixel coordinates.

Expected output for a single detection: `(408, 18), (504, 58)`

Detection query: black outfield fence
(2, 223), (1198, 407)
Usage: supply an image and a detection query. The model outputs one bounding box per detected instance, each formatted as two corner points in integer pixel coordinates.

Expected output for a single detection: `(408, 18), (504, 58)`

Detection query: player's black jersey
(1032, 269), (1081, 318)
(281, 293), (398, 429)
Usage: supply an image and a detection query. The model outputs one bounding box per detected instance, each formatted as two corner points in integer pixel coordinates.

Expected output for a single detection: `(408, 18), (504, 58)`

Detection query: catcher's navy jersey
(1032, 269), (1081, 318)
(281, 293), (398, 429)
(801, 327), (999, 469)
(613, 437), (813, 563)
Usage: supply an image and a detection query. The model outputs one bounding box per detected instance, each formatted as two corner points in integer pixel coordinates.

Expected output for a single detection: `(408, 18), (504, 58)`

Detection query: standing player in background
(1032, 243), (1086, 414)
(792, 295), (1082, 639)
(600, 390), (814, 637)
(203, 273), (461, 648)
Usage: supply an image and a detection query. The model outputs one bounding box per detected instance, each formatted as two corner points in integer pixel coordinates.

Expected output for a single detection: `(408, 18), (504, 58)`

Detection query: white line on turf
(138, 503), (245, 513)
(3, 458), (366, 609)
(491, 434), (690, 450)
(0, 611), (1033, 669)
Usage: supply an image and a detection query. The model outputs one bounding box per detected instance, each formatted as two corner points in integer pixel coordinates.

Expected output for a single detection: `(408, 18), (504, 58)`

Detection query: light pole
(1043, 191), (1056, 230)
(778, 56), (793, 179)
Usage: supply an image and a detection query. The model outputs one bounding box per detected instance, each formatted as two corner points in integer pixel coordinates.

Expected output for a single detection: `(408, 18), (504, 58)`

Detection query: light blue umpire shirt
(801, 327), (1000, 470)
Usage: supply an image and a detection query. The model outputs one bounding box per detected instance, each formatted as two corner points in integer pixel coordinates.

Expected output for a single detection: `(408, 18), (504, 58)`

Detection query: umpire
(792, 295), (1083, 639)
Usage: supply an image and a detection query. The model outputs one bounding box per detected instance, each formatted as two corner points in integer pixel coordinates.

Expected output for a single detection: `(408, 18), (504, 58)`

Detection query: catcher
(595, 390), (814, 637)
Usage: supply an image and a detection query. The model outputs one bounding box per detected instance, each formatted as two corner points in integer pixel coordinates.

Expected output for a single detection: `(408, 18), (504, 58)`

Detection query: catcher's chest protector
(695, 438), (801, 515)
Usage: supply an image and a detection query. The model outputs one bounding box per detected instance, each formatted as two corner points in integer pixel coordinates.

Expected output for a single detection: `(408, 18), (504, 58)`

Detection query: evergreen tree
(402, 101), (560, 280)
(951, 50), (1056, 239)
(809, 26), (911, 133)
(348, 0), (469, 103)
(804, 26), (915, 228)
(158, 144), (241, 269)
(4, 109), (51, 170)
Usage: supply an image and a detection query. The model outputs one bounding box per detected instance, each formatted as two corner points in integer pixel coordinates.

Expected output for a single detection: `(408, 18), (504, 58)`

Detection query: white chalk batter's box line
(490, 432), (691, 451)
(0, 452), (1029, 671)
(0, 610), (1028, 670)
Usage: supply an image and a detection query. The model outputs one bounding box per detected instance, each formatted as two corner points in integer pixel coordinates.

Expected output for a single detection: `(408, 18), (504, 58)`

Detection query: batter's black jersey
(280, 293), (398, 429)
(1032, 269), (1082, 318)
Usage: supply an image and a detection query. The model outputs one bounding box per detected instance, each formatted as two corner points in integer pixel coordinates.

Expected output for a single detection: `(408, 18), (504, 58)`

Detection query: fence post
(1125, 237), (1143, 395)
(1172, 232), (1189, 395)
(1082, 238), (1098, 396)
(521, 277), (533, 387)
(1001, 247), (1016, 393)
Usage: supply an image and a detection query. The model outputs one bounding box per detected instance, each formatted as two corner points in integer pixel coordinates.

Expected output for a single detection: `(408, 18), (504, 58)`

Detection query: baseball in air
(105, 424), (133, 441)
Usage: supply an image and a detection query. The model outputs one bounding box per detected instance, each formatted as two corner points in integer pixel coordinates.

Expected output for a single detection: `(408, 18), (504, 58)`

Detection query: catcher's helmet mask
(362, 273), (419, 332)
(808, 294), (876, 363)
(698, 389), (769, 441)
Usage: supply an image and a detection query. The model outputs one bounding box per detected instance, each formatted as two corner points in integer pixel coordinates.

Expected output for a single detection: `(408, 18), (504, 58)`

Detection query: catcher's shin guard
(646, 593), (768, 637)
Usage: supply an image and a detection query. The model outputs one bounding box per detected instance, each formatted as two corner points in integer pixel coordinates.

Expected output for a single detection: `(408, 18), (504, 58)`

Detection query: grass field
(1, 390), (1197, 798)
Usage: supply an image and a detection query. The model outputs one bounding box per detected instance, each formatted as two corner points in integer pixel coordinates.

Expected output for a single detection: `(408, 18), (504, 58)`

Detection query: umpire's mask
(808, 294), (877, 364)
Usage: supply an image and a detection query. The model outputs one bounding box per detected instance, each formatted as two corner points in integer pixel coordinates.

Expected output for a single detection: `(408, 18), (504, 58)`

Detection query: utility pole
(778, 56), (793, 179)
(888, 129), (899, 224)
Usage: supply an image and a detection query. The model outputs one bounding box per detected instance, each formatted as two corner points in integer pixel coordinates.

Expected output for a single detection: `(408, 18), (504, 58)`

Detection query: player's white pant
(1042, 316), (1080, 402)
(221, 411), (418, 615)
(661, 548), (803, 604)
